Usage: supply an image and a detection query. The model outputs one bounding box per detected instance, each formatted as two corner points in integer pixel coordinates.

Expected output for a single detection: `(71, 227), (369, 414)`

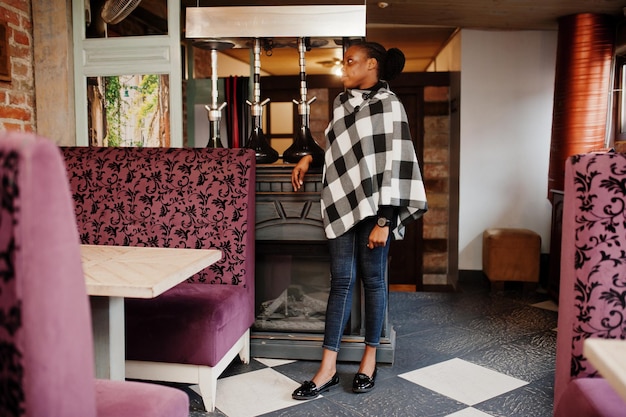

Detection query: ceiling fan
(100, 0), (142, 25)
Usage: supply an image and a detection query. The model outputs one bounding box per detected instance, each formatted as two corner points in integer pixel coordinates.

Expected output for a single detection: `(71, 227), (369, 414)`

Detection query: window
(87, 74), (170, 147)
(72, 0), (182, 147)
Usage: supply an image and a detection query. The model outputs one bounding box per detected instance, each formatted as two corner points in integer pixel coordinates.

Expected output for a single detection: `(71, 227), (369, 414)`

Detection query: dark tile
(400, 324), (504, 358)
(182, 284), (557, 416)
(325, 377), (467, 417)
(460, 330), (557, 383)
(445, 292), (525, 319)
(219, 357), (268, 378)
(389, 338), (449, 375)
(461, 305), (557, 343)
(177, 384), (226, 416)
(390, 296), (486, 334)
(494, 287), (554, 305)
(189, 410), (227, 417)
(258, 398), (363, 417)
(389, 290), (458, 308)
(475, 374), (555, 417)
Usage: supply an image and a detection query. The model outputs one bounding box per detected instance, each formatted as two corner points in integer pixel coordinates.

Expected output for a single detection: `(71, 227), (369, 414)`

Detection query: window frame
(72, 0), (183, 147)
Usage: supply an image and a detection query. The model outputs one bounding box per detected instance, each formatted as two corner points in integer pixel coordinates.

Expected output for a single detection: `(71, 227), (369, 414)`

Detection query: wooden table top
(80, 245), (222, 299)
(583, 338), (626, 403)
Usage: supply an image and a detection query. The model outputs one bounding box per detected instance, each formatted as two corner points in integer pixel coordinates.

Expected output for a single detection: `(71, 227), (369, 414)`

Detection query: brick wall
(0, 0), (34, 132)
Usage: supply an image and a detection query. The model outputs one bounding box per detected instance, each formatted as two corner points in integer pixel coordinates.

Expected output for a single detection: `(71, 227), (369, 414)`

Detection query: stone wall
(422, 86), (452, 287)
(0, 0), (35, 132)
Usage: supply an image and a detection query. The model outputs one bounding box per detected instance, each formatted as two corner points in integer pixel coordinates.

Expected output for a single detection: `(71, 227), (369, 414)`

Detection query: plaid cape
(321, 83), (428, 239)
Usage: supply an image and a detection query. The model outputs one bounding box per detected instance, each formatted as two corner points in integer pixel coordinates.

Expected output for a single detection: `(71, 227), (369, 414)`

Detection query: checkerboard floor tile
(399, 358), (528, 406)
(177, 277), (557, 417)
(214, 368), (301, 417)
(445, 408), (497, 417)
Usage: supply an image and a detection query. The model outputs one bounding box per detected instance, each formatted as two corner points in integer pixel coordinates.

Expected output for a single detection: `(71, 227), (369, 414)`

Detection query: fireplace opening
(253, 242), (330, 333)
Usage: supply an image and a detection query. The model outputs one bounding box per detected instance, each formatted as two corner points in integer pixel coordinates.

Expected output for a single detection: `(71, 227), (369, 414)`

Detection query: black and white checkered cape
(321, 83), (428, 239)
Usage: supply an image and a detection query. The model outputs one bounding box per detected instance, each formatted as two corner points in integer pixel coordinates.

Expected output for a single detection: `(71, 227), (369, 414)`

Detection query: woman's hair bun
(383, 47), (405, 81)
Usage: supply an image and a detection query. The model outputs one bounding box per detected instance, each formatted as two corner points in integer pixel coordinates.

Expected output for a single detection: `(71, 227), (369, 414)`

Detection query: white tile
(254, 357), (295, 368)
(445, 407), (495, 417)
(215, 367), (304, 417)
(399, 358), (528, 406)
(531, 300), (558, 312)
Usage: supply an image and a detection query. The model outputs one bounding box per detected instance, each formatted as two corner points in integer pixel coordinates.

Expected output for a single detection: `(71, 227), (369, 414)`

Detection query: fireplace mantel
(255, 164), (324, 241)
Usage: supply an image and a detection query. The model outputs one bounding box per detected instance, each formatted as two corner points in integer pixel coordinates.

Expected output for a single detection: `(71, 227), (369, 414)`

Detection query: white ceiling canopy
(185, 5), (366, 39)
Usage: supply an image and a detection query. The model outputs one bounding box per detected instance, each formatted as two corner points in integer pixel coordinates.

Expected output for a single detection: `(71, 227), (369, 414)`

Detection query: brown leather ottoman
(482, 228), (541, 290)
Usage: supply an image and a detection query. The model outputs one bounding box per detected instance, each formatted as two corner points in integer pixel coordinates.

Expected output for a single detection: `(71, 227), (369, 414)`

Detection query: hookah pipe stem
(211, 48), (218, 109)
(205, 47), (227, 147)
(293, 37), (316, 123)
(246, 38), (270, 129)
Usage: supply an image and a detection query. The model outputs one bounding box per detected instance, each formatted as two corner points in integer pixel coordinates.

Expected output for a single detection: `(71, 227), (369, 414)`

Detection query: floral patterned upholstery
(0, 138), (25, 417)
(554, 151), (626, 409)
(61, 146), (256, 368)
(62, 146), (255, 286)
(1, 132), (189, 417)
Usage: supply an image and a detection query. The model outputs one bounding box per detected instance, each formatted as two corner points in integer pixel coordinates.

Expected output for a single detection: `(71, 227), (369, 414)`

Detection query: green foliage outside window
(104, 76), (122, 147)
(103, 74), (160, 147)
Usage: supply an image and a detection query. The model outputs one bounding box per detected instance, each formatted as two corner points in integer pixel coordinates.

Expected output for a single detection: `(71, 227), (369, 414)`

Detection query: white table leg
(90, 296), (125, 380)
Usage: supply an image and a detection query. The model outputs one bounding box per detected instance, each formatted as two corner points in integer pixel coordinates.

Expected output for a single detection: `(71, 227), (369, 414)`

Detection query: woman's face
(341, 45), (378, 89)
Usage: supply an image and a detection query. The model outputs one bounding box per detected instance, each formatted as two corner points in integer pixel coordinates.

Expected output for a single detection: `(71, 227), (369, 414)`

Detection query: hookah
(201, 40), (233, 148)
(283, 37), (325, 167)
(245, 38), (279, 164)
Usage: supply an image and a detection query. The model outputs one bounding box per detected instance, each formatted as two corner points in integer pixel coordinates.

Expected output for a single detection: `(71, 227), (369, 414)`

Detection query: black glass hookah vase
(245, 38), (279, 164)
(283, 37), (324, 167)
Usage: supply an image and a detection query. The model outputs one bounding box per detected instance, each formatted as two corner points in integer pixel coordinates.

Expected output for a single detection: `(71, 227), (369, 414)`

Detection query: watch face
(377, 217), (389, 227)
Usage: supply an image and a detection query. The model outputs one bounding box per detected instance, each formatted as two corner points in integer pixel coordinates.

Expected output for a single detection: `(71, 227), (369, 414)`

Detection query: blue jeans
(323, 217), (390, 352)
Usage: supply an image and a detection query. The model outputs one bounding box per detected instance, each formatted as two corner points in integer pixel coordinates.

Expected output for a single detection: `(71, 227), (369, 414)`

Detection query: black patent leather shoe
(292, 374), (340, 400)
(352, 368), (377, 393)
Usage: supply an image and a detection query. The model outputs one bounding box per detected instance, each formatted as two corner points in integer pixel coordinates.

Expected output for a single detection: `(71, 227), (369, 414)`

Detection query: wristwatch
(377, 216), (391, 227)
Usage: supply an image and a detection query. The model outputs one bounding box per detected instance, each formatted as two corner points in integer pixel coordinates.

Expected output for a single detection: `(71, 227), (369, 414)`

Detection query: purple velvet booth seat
(0, 132), (188, 417)
(554, 152), (626, 416)
(61, 146), (256, 411)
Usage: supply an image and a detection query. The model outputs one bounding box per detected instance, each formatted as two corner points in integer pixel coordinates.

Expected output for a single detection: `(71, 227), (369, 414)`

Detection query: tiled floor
(174, 275), (558, 417)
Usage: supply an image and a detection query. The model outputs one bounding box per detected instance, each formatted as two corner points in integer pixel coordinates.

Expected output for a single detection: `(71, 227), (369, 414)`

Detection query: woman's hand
(291, 155), (313, 191)
(367, 225), (390, 249)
